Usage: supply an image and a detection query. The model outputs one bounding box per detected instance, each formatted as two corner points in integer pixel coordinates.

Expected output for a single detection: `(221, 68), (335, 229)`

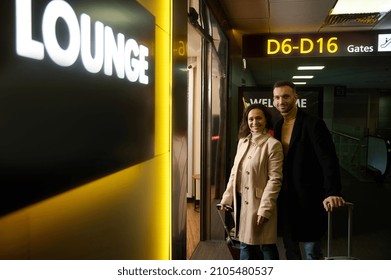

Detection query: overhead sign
(0, 0), (155, 215)
(243, 31), (391, 58)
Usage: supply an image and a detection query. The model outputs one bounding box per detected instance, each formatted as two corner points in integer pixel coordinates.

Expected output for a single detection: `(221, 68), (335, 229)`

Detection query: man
(272, 80), (345, 259)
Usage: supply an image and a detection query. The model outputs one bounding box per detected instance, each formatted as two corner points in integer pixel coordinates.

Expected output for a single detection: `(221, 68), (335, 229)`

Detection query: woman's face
(247, 108), (266, 134)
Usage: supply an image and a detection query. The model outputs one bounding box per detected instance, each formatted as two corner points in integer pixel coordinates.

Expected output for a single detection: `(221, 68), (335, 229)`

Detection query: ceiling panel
(269, 0), (335, 33)
(230, 19), (270, 33)
(220, 0), (269, 20)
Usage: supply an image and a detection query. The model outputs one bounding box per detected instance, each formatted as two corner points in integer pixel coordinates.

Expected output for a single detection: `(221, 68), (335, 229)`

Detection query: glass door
(187, 0), (228, 257)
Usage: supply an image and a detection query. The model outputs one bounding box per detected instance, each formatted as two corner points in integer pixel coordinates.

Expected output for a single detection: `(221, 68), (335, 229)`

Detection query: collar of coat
(243, 132), (271, 147)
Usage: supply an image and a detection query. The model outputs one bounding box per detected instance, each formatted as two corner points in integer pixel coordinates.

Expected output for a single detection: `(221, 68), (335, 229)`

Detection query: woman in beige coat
(219, 104), (283, 260)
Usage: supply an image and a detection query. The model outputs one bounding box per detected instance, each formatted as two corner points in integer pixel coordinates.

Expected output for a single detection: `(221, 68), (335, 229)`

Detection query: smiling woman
(248, 108), (267, 134)
(219, 103), (283, 260)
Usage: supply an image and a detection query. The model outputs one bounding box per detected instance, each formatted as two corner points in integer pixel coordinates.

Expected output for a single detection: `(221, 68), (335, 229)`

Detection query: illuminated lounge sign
(0, 0), (155, 215)
(16, 0), (150, 84)
(243, 31), (391, 58)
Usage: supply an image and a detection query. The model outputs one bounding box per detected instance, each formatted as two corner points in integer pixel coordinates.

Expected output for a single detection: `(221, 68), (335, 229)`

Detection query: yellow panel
(155, 26), (172, 156)
(0, 0), (173, 260)
(139, 2), (172, 259)
(138, 0), (172, 156)
(0, 212), (30, 259)
(137, 0), (171, 33)
(0, 154), (171, 259)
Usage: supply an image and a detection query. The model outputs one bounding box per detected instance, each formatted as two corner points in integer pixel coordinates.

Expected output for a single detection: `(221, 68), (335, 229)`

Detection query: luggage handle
(216, 204), (235, 246)
(216, 203), (233, 212)
(327, 202), (354, 259)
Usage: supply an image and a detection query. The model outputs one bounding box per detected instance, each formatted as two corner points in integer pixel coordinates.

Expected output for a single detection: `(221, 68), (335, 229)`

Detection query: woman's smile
(248, 108), (266, 134)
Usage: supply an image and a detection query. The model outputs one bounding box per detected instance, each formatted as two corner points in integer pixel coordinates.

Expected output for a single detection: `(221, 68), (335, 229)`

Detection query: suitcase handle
(327, 202), (354, 259)
(216, 203), (233, 212)
(216, 204), (235, 246)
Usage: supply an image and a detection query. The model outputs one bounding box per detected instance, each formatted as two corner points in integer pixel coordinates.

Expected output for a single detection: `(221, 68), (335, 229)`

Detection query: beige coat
(220, 133), (283, 245)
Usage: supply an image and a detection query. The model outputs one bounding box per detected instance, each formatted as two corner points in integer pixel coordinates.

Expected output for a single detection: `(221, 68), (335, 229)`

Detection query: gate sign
(243, 31), (391, 58)
(0, 0), (155, 215)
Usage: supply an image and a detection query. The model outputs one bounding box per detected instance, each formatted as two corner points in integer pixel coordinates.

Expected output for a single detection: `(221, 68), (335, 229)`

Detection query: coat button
(245, 201), (248, 204)
(246, 171), (250, 175)
(245, 186), (249, 190)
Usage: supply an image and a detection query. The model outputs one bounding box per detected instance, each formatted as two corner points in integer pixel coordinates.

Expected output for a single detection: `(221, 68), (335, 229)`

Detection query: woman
(219, 104), (283, 260)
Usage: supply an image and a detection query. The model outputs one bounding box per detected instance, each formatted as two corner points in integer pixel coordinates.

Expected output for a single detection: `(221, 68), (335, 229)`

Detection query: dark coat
(274, 108), (342, 241)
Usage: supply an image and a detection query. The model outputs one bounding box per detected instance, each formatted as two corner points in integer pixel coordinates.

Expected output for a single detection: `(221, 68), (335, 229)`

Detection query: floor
(186, 198), (200, 259)
(190, 168), (391, 260)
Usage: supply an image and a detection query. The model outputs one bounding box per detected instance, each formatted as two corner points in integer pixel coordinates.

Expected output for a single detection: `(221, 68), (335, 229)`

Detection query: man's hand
(323, 196), (346, 212)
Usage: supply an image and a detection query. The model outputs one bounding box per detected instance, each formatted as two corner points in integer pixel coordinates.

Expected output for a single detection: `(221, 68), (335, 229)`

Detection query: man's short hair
(273, 80), (296, 91)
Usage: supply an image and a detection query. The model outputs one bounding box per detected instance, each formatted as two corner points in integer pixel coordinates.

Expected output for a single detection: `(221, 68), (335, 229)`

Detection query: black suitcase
(217, 204), (241, 260)
(326, 202), (358, 260)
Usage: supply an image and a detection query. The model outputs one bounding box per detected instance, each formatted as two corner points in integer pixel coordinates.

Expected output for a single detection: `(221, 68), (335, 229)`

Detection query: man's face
(273, 85), (298, 114)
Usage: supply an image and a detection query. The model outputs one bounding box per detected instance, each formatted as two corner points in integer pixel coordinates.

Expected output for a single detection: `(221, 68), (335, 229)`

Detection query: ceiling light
(324, 0), (391, 26)
(292, 75), (314, 79)
(298, 66), (325, 70)
(331, 0), (391, 15)
(293, 82), (307, 85)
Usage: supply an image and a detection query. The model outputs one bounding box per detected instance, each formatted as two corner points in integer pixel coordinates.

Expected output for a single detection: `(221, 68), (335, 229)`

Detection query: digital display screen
(243, 31), (391, 58)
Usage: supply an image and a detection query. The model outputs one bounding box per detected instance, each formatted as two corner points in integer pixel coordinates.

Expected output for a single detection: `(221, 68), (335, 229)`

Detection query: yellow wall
(0, 0), (172, 260)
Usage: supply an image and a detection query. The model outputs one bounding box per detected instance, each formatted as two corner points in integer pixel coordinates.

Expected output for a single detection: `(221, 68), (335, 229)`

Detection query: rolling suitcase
(216, 204), (241, 260)
(326, 202), (358, 260)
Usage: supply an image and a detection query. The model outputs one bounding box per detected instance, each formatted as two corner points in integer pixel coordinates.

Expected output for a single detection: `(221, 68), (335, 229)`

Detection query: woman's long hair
(238, 104), (273, 139)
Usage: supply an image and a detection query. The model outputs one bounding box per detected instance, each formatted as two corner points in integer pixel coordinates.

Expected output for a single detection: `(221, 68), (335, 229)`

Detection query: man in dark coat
(272, 80), (345, 259)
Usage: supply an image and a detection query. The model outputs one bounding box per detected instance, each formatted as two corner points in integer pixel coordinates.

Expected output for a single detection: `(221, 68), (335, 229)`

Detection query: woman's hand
(257, 215), (269, 226)
(217, 204), (233, 212)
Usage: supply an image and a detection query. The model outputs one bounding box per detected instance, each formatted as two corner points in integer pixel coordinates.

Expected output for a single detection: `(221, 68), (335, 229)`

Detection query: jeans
(283, 236), (324, 260)
(262, 244), (280, 260)
(279, 192), (324, 260)
(240, 243), (280, 260)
